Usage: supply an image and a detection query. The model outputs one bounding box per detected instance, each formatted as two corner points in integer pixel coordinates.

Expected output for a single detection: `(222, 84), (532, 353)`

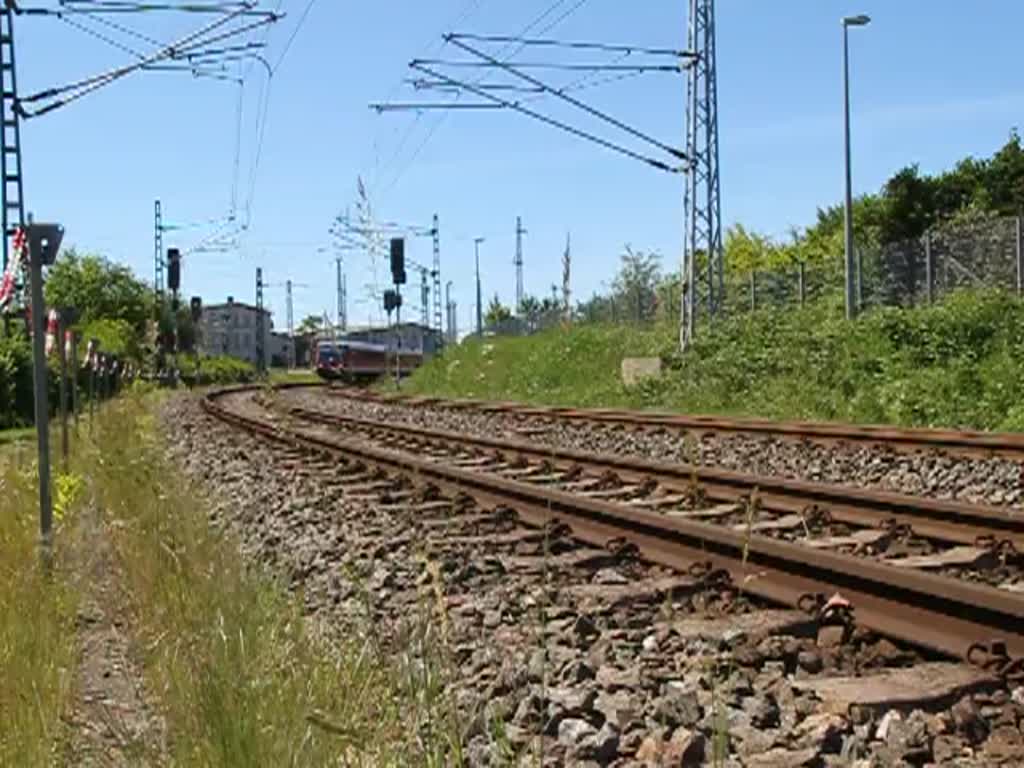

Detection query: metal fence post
(1016, 215), (1022, 297)
(57, 316), (68, 469)
(88, 364), (95, 433)
(798, 262), (806, 306)
(70, 333), (79, 433)
(27, 235), (53, 548)
(856, 247), (863, 310)
(750, 270), (756, 311)
(924, 232), (934, 304)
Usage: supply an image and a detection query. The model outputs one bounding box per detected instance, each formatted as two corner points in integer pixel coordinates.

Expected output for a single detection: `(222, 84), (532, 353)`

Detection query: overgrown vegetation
(0, 330), (86, 430)
(3, 393), (473, 764)
(405, 289), (1024, 431)
(0, 331), (34, 428)
(177, 353), (256, 385)
(720, 130), (1024, 272)
(0, 441), (81, 766)
(85, 397), (463, 765)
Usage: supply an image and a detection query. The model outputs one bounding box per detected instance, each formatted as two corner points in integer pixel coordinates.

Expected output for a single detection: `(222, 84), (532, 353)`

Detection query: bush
(0, 326), (133, 429)
(402, 289), (1024, 431)
(78, 318), (141, 362)
(179, 355), (256, 385)
(0, 331), (33, 429)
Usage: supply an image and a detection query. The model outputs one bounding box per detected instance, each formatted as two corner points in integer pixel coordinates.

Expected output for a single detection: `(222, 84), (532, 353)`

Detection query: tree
(79, 318), (141, 361)
(799, 130), (1024, 253)
(612, 246), (661, 323)
(983, 128), (1024, 214)
(880, 164), (936, 242)
(484, 294), (512, 327)
(296, 314), (323, 335)
(518, 295), (541, 319)
(723, 225), (772, 272)
(518, 294), (543, 331)
(655, 272), (682, 323)
(175, 305), (197, 353)
(45, 250), (151, 336)
(539, 296), (561, 314)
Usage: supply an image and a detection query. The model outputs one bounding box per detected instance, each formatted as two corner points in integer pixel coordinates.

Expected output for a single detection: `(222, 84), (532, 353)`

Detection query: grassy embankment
(0, 432), (79, 765)
(2, 393), (464, 766)
(401, 290), (1024, 431)
(0, 426), (34, 446)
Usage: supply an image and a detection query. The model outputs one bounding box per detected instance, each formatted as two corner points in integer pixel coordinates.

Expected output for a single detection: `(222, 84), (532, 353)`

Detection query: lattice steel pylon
(431, 214), (442, 345)
(680, 0), (723, 350)
(515, 216), (525, 313)
(0, 6), (25, 278)
(154, 200), (164, 297)
(255, 267), (265, 374)
(419, 267), (430, 326)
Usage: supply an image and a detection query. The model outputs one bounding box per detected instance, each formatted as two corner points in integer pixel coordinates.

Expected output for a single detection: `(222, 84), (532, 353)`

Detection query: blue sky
(16, 1), (1024, 331)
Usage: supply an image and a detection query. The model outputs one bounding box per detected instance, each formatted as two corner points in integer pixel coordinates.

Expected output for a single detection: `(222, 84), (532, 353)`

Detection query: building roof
(345, 321), (439, 334)
(203, 301), (270, 315)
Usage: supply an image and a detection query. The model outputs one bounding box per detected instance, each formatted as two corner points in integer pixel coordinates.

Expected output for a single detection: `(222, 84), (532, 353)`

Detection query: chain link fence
(486, 308), (564, 337)
(727, 214), (1023, 316)
(482, 215), (1024, 338)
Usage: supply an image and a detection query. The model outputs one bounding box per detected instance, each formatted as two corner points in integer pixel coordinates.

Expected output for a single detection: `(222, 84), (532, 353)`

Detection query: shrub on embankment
(178, 355), (256, 386)
(0, 332), (255, 428)
(0, 332), (78, 431)
(401, 289), (1024, 431)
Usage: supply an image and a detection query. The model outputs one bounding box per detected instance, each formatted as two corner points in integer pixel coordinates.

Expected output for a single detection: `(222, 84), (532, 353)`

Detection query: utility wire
(55, 1), (261, 15)
(368, 0), (487, 194)
(448, 33), (691, 57)
(375, 0), (589, 199)
(446, 36), (685, 159)
(84, 11), (164, 47)
(230, 76), (244, 217)
(20, 9), (275, 115)
(58, 11), (262, 75)
(411, 59), (680, 72)
(241, 0), (319, 232)
(410, 62), (679, 173)
(242, 58), (272, 227)
(407, 67), (646, 100)
(57, 14), (147, 58)
(270, 0), (317, 74)
(372, 101), (501, 111)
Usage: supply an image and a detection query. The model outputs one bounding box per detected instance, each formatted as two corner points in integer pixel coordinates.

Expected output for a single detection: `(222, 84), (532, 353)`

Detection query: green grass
(0, 426), (34, 447)
(401, 289), (1024, 431)
(178, 354), (257, 385)
(0, 436), (81, 765)
(2, 393), (468, 765)
(268, 366), (321, 385)
(85, 396), (464, 766)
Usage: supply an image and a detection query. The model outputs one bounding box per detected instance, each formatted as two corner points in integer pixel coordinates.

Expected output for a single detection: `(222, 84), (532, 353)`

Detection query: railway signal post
(25, 221), (65, 555)
(390, 238), (407, 388)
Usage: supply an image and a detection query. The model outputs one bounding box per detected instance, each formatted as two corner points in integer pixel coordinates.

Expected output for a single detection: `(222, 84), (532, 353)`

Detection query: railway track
(284, 402), (1024, 554)
(205, 385), (1024, 670)
(329, 386), (1024, 460)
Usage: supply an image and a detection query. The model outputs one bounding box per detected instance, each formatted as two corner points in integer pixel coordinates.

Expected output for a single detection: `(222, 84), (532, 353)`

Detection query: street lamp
(474, 237), (485, 336)
(842, 13), (870, 320)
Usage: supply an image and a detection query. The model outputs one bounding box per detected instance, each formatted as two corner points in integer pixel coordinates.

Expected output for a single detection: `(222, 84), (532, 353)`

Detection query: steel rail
(203, 386), (1024, 662)
(286, 404), (1024, 550)
(329, 387), (1024, 460)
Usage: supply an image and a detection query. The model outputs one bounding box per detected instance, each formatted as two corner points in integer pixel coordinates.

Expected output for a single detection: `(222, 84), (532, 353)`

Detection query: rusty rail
(287, 404), (1024, 550)
(204, 386), (1024, 664)
(327, 386), (1024, 460)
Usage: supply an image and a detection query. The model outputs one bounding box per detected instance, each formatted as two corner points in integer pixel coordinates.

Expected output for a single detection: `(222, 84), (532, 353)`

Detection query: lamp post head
(842, 14), (871, 26)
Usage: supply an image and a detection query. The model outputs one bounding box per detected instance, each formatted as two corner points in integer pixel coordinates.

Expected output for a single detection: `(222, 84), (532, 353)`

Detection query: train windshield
(317, 344), (340, 363)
